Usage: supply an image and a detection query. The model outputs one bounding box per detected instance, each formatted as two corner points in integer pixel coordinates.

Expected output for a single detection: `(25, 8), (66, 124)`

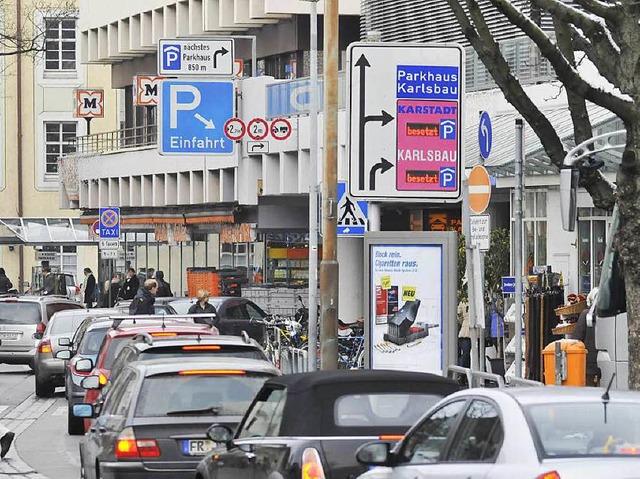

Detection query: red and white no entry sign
(91, 220), (100, 237)
(271, 118), (292, 140)
(224, 118), (246, 141)
(247, 118), (269, 141)
(468, 165), (491, 215)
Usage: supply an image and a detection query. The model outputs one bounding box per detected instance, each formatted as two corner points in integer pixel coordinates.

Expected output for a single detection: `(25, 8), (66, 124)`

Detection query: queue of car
(4, 292), (640, 479)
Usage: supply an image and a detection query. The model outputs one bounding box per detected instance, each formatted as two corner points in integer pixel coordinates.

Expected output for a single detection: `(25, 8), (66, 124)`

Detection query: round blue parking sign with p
(478, 111), (492, 160)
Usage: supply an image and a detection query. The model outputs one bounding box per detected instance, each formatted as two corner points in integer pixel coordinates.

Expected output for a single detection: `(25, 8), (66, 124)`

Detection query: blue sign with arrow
(337, 182), (368, 236)
(159, 80), (234, 155)
(478, 111), (492, 160)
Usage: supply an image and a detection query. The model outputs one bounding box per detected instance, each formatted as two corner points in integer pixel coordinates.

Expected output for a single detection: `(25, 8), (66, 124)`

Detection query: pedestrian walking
(129, 279), (157, 315)
(118, 268), (139, 300)
(34, 267), (55, 295)
(188, 289), (218, 325)
(457, 292), (471, 369)
(100, 274), (120, 308)
(82, 268), (96, 308)
(155, 270), (173, 297)
(0, 268), (13, 294)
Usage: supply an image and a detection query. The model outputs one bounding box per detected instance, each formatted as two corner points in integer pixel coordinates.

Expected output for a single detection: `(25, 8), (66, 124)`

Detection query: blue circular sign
(478, 111), (492, 160)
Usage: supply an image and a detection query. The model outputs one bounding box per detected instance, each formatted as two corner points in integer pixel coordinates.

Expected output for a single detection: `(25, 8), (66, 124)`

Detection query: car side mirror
(55, 349), (72, 360)
(58, 337), (71, 347)
(356, 441), (393, 466)
(72, 403), (96, 418)
(207, 424), (234, 447)
(81, 375), (101, 390)
(75, 358), (94, 373)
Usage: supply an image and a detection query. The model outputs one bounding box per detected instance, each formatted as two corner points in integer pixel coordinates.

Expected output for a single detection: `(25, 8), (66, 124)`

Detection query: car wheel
(35, 376), (54, 398)
(68, 404), (85, 435)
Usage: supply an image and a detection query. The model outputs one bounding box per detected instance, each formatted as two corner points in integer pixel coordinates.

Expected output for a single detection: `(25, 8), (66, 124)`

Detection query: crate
(554, 300), (587, 317)
(186, 268), (220, 298)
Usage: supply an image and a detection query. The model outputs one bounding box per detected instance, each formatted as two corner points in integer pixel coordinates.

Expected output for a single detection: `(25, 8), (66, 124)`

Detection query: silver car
(356, 386), (640, 479)
(0, 296), (84, 368)
(33, 308), (118, 397)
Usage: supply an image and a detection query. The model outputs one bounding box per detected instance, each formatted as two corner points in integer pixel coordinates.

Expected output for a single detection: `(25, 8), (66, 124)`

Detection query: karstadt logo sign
(162, 44), (182, 71)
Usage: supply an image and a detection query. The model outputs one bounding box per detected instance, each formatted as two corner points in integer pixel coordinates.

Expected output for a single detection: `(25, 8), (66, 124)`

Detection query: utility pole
(304, 0), (320, 371)
(514, 119), (524, 378)
(320, 0), (339, 370)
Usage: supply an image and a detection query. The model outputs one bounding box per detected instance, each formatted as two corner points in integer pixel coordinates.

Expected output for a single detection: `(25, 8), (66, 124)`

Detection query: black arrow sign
(355, 54), (394, 191)
(251, 142), (265, 152)
(369, 158), (394, 190)
(213, 47), (229, 69)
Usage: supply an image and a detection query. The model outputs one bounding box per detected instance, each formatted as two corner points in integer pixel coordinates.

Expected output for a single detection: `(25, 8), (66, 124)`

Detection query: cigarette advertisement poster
(370, 244), (443, 374)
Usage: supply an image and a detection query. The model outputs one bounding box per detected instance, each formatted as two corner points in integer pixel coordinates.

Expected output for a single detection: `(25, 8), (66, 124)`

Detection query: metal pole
(320, 0), (339, 370)
(251, 37), (257, 77)
(515, 118), (524, 378)
(306, 0), (320, 372)
(368, 203), (381, 232)
(462, 177), (478, 372)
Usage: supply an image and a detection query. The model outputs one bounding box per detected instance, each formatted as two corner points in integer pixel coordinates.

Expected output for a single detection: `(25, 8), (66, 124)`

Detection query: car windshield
(78, 328), (109, 355)
(135, 374), (270, 417)
(0, 303), (41, 324)
(334, 393), (443, 428)
(49, 314), (87, 335)
(138, 346), (266, 361)
(526, 402), (640, 457)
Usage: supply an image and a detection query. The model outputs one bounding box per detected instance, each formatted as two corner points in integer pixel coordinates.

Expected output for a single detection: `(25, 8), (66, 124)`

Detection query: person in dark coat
(100, 274), (121, 308)
(83, 268), (97, 308)
(118, 268), (139, 300)
(0, 268), (13, 294)
(188, 289), (218, 326)
(155, 270), (173, 298)
(129, 280), (157, 315)
(35, 267), (55, 295)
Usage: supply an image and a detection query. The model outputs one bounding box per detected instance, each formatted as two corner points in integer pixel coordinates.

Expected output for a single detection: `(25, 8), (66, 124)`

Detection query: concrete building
(0, 0), (118, 292)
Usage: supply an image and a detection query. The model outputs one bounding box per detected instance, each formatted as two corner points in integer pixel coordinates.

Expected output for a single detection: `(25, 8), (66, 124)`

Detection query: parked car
(355, 386), (640, 479)
(79, 320), (220, 431)
(0, 295), (84, 368)
(34, 308), (116, 397)
(74, 357), (281, 479)
(168, 297), (268, 343)
(195, 369), (460, 479)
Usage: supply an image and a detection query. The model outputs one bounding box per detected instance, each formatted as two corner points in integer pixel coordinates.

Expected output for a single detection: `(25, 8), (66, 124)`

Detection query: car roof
(482, 385), (640, 406)
(52, 308), (118, 319)
(0, 295), (78, 304)
(132, 356), (281, 377)
(125, 334), (262, 351)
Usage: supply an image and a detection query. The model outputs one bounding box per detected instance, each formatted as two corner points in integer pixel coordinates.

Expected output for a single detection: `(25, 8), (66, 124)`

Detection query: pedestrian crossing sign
(337, 182), (368, 236)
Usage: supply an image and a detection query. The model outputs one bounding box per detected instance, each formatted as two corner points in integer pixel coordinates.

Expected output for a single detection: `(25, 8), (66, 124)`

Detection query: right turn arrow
(369, 158), (394, 190)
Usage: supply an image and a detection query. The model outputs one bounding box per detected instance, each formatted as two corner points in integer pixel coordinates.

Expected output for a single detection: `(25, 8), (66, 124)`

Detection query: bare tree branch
(488, 0), (636, 123)
(572, 0), (624, 21)
(446, 0), (567, 169)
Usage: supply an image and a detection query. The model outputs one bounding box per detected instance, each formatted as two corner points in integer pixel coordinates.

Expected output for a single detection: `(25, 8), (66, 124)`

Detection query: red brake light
(150, 332), (177, 337)
(379, 434), (404, 441)
(38, 340), (52, 354)
(178, 369), (246, 376)
(115, 427), (160, 459)
(536, 472), (561, 479)
(182, 345), (221, 351)
(302, 447), (326, 479)
(36, 322), (46, 334)
(75, 286), (81, 294)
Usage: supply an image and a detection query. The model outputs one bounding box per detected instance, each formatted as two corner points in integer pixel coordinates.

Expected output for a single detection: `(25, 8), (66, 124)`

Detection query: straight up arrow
(356, 54), (370, 191)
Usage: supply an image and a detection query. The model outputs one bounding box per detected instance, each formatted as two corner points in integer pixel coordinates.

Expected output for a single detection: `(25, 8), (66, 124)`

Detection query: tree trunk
(616, 122), (640, 390)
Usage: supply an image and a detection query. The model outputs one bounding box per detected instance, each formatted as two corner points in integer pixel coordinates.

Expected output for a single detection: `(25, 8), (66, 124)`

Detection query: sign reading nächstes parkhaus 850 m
(347, 42), (464, 202)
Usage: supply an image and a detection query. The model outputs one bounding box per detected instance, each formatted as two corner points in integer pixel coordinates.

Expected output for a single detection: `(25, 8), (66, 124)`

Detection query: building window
(577, 208), (612, 294)
(45, 18), (77, 71)
(45, 122), (77, 174)
(512, 190), (547, 275)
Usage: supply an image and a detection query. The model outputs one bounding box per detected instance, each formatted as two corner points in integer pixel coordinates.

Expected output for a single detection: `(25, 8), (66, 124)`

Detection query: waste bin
(542, 339), (587, 386)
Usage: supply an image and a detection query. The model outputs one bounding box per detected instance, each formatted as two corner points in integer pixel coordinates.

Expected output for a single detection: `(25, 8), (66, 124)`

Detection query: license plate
(0, 333), (19, 341)
(181, 439), (214, 456)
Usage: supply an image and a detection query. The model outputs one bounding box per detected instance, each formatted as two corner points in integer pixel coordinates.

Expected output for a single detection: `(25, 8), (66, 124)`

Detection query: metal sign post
(514, 119), (524, 378)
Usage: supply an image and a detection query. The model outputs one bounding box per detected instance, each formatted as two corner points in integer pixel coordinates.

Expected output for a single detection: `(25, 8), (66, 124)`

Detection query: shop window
(265, 233), (315, 287)
(577, 208), (612, 294)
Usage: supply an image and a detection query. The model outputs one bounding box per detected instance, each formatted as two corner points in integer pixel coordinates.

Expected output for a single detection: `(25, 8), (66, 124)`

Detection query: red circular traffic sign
(224, 118), (246, 141)
(468, 165), (492, 215)
(91, 220), (100, 237)
(247, 118), (269, 141)
(271, 118), (292, 140)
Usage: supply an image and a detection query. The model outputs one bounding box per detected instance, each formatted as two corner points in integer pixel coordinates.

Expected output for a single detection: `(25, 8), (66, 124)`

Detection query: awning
(0, 218), (94, 245)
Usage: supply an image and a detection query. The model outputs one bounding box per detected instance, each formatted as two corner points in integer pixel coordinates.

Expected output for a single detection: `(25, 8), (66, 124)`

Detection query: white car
(356, 386), (640, 479)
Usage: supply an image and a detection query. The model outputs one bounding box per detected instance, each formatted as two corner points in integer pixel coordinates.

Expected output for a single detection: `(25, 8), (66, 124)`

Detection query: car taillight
(379, 434), (403, 441)
(38, 340), (52, 354)
(150, 332), (177, 337)
(75, 286), (81, 294)
(178, 369), (246, 376)
(536, 472), (561, 479)
(36, 323), (46, 334)
(182, 345), (221, 351)
(301, 448), (326, 479)
(115, 427), (160, 459)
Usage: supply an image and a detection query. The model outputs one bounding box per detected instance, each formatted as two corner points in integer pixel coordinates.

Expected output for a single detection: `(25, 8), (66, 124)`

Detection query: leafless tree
(445, 0), (640, 388)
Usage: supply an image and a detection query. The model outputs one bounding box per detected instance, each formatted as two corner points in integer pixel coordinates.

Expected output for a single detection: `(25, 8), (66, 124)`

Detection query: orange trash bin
(542, 339), (587, 386)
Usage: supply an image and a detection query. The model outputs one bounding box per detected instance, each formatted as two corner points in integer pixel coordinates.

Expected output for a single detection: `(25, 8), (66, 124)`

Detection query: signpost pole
(462, 177), (478, 372)
(514, 119), (524, 378)
(306, 0), (320, 372)
(320, 0), (339, 370)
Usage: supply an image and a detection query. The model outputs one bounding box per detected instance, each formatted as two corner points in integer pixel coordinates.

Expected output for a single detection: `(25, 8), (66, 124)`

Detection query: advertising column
(365, 232), (457, 374)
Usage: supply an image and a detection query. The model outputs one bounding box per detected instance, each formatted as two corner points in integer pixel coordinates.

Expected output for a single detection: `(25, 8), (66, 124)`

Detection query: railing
(70, 124), (158, 155)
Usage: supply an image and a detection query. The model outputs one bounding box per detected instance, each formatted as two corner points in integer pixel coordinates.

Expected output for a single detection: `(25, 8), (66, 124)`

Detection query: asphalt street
(0, 364), (81, 479)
